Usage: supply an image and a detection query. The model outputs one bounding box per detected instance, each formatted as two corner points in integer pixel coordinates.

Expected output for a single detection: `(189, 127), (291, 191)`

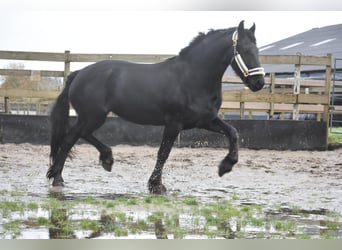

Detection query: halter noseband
(232, 31), (265, 77)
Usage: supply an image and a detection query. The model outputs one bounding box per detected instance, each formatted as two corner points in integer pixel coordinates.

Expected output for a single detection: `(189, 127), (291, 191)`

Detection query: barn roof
(259, 23), (342, 74)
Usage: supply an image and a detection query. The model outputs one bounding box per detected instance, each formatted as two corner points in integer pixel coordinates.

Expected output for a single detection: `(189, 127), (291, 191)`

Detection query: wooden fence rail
(0, 50), (333, 124)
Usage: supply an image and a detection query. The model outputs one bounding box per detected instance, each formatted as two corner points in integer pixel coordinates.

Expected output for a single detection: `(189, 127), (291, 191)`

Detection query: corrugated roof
(225, 23), (342, 76)
(259, 23), (342, 73)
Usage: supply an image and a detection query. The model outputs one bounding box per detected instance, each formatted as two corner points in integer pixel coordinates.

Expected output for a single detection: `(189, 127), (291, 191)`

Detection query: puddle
(0, 144), (341, 239)
(0, 193), (341, 239)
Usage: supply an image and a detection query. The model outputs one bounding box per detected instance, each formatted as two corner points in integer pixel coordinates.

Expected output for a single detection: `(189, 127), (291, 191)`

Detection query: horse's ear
(238, 20), (245, 36)
(250, 23), (256, 34)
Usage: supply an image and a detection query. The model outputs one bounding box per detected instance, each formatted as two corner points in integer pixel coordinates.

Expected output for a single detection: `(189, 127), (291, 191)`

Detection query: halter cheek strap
(232, 31), (265, 77)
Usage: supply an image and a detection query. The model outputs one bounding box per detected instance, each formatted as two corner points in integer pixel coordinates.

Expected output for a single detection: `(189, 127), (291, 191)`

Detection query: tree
(0, 62), (39, 90)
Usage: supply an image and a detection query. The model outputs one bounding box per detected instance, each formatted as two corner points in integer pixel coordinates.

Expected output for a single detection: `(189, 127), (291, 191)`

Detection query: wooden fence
(0, 50), (334, 124)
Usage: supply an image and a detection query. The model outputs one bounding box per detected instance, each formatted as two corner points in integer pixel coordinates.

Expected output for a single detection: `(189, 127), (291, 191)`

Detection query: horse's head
(230, 21), (265, 92)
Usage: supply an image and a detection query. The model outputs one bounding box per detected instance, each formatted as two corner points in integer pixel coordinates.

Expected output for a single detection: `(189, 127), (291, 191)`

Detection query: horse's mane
(179, 28), (235, 57)
(179, 27), (256, 57)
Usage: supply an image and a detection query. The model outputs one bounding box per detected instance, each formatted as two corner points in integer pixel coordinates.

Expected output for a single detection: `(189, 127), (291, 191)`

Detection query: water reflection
(49, 207), (75, 239)
(219, 221), (236, 239)
(40, 190), (341, 239)
(154, 219), (167, 239)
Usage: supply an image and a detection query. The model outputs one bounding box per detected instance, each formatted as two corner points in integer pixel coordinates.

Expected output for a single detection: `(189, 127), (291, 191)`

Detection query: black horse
(47, 21), (265, 194)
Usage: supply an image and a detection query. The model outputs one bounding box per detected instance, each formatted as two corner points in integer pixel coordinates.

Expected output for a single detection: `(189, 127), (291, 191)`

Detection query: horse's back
(68, 60), (179, 125)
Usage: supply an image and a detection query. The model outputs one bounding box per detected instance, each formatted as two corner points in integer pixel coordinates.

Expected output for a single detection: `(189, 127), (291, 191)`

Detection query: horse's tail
(49, 70), (79, 166)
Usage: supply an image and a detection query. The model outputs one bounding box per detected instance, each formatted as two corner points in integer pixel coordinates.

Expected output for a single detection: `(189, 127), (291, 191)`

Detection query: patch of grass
(256, 231), (265, 238)
(41, 198), (62, 211)
(328, 127), (342, 144)
(291, 205), (302, 214)
(0, 189), (9, 195)
(2, 220), (22, 239)
(144, 195), (170, 205)
(273, 220), (297, 232)
(231, 192), (239, 201)
(114, 228), (128, 237)
(182, 196), (199, 206)
(0, 201), (25, 217)
(218, 204), (241, 219)
(116, 196), (139, 206)
(3, 220), (21, 230)
(111, 212), (127, 223)
(80, 219), (100, 231)
(200, 207), (215, 220)
(136, 219), (148, 230)
(240, 204), (263, 217)
(296, 233), (311, 239)
(104, 201), (116, 208)
(0, 201), (20, 211)
(321, 233), (336, 239)
(37, 217), (50, 226)
(326, 220), (339, 230)
(164, 213), (185, 238)
(250, 217), (264, 227)
(10, 190), (24, 197)
(79, 196), (101, 205)
(27, 202), (39, 210)
(148, 211), (165, 223)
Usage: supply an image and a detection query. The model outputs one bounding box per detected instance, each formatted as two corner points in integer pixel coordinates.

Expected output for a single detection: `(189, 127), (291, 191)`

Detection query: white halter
(232, 31), (265, 77)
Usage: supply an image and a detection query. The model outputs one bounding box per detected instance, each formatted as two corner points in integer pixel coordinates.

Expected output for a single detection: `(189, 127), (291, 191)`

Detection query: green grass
(250, 217), (264, 227)
(273, 220), (297, 232)
(181, 196), (199, 206)
(27, 202), (39, 210)
(80, 219), (100, 231)
(2, 220), (22, 238)
(0, 194), (340, 239)
(0, 201), (25, 216)
(328, 127), (342, 144)
(144, 195), (170, 204)
(37, 217), (50, 226)
(148, 211), (165, 223)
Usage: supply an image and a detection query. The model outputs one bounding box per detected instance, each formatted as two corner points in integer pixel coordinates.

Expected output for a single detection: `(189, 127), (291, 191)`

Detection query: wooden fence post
(64, 50), (71, 86)
(324, 53), (333, 147)
(269, 73), (275, 118)
(240, 101), (245, 119)
(293, 54), (301, 120)
(4, 97), (9, 114)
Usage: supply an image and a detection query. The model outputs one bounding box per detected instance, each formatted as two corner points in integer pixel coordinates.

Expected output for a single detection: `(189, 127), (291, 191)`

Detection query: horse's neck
(181, 39), (234, 79)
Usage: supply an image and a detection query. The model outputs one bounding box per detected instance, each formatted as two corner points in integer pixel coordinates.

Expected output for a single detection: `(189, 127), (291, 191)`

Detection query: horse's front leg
(202, 117), (239, 176)
(84, 134), (113, 172)
(148, 123), (181, 194)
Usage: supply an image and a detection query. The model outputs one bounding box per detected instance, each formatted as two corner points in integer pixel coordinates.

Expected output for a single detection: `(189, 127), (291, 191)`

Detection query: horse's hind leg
(76, 112), (113, 171)
(48, 113), (109, 186)
(47, 122), (82, 186)
(148, 123), (181, 194)
(202, 117), (239, 177)
(84, 135), (113, 172)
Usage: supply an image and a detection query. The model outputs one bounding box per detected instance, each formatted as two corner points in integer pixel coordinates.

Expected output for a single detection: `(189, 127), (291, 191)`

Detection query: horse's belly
(112, 104), (165, 126)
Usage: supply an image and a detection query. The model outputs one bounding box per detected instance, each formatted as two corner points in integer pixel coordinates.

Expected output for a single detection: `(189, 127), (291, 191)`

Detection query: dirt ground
(0, 143), (341, 216)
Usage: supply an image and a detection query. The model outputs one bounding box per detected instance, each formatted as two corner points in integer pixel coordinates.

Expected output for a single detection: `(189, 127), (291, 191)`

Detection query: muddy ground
(0, 143), (341, 238)
(0, 144), (342, 239)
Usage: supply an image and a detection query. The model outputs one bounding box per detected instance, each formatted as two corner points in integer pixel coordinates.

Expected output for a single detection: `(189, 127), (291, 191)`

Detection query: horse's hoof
(148, 183), (167, 195)
(100, 153), (113, 172)
(218, 157), (237, 177)
(52, 178), (65, 187)
(101, 158), (113, 172)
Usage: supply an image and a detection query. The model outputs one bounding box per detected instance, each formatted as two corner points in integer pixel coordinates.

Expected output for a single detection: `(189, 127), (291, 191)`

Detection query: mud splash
(0, 144), (341, 239)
